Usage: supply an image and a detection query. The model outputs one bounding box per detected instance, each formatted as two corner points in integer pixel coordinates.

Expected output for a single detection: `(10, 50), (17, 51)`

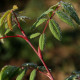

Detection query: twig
(13, 11), (54, 80)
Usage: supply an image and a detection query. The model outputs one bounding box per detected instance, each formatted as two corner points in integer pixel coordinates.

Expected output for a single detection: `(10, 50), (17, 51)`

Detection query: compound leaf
(0, 65), (19, 80)
(60, 1), (80, 25)
(56, 10), (75, 28)
(0, 10), (10, 26)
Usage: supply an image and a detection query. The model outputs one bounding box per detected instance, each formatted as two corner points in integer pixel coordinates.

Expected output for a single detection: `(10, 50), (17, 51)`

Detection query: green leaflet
(5, 24), (16, 35)
(0, 10), (10, 26)
(56, 10), (75, 28)
(49, 19), (61, 40)
(39, 33), (46, 51)
(0, 66), (8, 80)
(29, 69), (36, 80)
(44, 9), (53, 15)
(60, 1), (80, 25)
(36, 18), (47, 27)
(31, 18), (47, 30)
(0, 65), (19, 80)
(5, 29), (10, 35)
(16, 69), (26, 80)
(0, 22), (5, 35)
(49, 3), (59, 10)
(30, 33), (40, 39)
(38, 9), (53, 20)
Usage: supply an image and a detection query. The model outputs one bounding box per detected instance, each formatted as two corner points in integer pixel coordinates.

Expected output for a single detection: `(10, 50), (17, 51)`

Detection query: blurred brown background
(0, 0), (80, 80)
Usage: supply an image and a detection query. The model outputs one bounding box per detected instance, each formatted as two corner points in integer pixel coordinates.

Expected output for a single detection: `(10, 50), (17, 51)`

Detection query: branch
(12, 11), (54, 80)
(12, 11), (27, 37)
(0, 35), (20, 39)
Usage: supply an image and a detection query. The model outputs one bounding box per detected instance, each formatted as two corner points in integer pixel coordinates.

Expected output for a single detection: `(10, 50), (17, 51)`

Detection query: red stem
(0, 35), (21, 39)
(40, 58), (54, 80)
(0, 34), (54, 80)
(12, 11), (54, 80)
(0, 5), (61, 80)
(43, 4), (61, 33)
(38, 4), (61, 79)
(38, 70), (47, 76)
(43, 20), (50, 33)
(12, 11), (27, 37)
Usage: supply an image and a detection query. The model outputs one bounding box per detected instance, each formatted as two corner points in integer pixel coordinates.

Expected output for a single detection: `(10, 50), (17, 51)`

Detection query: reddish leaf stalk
(0, 35), (54, 80)
(12, 11), (54, 80)
(0, 35), (21, 39)
(38, 70), (48, 76)
(37, 46), (54, 79)
(39, 4), (61, 80)
(12, 11), (27, 37)
(43, 4), (61, 33)
(0, 5), (61, 80)
(43, 20), (50, 33)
